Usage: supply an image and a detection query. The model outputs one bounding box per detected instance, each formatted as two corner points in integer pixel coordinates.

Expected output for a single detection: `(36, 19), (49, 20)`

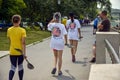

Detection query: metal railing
(104, 39), (120, 64)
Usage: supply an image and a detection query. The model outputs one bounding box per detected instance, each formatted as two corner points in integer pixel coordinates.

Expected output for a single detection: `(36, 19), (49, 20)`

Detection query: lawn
(0, 29), (51, 50)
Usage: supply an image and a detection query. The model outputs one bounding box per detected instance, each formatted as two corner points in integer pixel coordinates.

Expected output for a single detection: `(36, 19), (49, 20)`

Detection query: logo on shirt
(52, 27), (61, 37)
(69, 22), (76, 31)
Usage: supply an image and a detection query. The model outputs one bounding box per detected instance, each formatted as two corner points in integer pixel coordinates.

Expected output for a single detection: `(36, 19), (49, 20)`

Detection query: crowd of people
(7, 10), (110, 80)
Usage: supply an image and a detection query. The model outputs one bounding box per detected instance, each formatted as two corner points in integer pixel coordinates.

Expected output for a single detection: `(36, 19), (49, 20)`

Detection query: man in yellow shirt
(62, 16), (68, 27)
(7, 14), (26, 80)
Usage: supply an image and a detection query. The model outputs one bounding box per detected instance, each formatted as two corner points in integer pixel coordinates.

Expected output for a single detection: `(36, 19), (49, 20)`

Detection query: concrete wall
(96, 32), (119, 64)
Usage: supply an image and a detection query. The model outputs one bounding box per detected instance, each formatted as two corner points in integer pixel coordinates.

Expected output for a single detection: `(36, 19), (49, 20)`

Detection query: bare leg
(51, 49), (58, 74)
(93, 45), (96, 58)
(93, 27), (97, 34)
(58, 50), (63, 72)
(90, 44), (96, 63)
(72, 40), (78, 62)
(53, 49), (58, 68)
(72, 40), (78, 55)
(69, 40), (78, 62)
(69, 40), (74, 55)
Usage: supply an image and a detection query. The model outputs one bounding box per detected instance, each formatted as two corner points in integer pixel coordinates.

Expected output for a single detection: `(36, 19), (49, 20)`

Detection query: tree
(21, 0), (112, 24)
(0, 0), (2, 8)
(97, 0), (111, 13)
(0, 0), (26, 22)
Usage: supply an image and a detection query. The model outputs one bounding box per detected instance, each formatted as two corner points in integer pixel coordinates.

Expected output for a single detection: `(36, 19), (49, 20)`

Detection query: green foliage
(0, 0), (112, 23)
(0, 31), (9, 50)
(0, 0), (26, 22)
(97, 0), (111, 13)
(0, 0), (113, 50)
(0, 0), (2, 8)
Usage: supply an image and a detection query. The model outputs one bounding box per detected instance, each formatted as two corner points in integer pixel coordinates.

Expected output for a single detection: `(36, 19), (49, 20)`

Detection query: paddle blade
(27, 62), (34, 69)
(26, 59), (34, 69)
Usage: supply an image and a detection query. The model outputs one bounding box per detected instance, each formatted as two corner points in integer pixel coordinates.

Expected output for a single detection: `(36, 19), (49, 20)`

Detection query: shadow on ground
(52, 69), (76, 80)
(74, 57), (88, 67)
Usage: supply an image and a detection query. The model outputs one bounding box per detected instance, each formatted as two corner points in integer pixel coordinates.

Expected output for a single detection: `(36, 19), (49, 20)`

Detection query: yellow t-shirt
(7, 26), (26, 55)
(62, 18), (67, 26)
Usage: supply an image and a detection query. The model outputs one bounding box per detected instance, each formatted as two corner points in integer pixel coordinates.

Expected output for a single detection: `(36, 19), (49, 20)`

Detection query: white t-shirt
(48, 23), (67, 50)
(66, 19), (81, 40)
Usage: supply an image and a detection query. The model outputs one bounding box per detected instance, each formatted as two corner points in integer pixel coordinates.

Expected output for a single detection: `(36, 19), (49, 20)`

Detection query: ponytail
(71, 16), (74, 23)
(69, 12), (74, 23)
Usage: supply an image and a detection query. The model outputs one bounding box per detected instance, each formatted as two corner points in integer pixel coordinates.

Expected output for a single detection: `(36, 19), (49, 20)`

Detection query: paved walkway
(0, 26), (95, 80)
(0, 51), (9, 58)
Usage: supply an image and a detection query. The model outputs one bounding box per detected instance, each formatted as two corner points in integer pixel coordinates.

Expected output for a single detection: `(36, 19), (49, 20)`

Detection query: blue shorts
(93, 25), (97, 29)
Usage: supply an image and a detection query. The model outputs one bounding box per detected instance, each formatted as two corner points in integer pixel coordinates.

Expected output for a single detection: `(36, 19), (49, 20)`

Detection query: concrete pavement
(0, 51), (9, 58)
(89, 64), (120, 80)
(0, 26), (94, 80)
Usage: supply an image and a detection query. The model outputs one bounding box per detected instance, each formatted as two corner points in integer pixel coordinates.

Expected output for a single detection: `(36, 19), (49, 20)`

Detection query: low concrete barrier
(104, 39), (120, 63)
(96, 32), (120, 63)
(89, 64), (120, 80)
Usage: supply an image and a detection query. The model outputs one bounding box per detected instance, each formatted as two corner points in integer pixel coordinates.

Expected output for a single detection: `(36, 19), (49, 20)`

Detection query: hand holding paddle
(15, 48), (34, 70)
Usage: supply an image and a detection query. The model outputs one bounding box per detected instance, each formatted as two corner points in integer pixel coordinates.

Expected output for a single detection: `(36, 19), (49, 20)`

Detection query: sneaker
(72, 55), (76, 62)
(89, 57), (96, 63)
(51, 68), (56, 74)
(58, 71), (62, 76)
(93, 33), (96, 35)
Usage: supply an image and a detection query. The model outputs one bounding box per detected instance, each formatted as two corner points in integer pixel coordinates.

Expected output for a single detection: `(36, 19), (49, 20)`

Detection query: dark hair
(55, 14), (59, 20)
(102, 10), (107, 16)
(69, 12), (74, 22)
(12, 15), (21, 23)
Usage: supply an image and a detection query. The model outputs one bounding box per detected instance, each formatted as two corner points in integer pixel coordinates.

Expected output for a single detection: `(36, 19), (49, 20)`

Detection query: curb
(0, 54), (9, 59)
(0, 51), (9, 59)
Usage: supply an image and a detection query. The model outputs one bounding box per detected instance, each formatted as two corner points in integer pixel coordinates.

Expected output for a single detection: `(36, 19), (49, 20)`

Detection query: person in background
(66, 12), (83, 62)
(7, 14), (27, 80)
(93, 14), (100, 35)
(98, 10), (110, 32)
(62, 16), (68, 28)
(90, 14), (100, 62)
(47, 12), (67, 76)
(90, 10), (110, 63)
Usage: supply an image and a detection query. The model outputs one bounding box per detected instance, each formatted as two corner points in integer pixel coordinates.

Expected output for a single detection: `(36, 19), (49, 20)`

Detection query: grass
(0, 28), (51, 50)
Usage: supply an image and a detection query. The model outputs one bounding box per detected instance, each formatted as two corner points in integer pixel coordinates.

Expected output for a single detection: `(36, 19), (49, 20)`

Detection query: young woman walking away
(47, 12), (67, 76)
(66, 12), (83, 62)
(7, 14), (27, 80)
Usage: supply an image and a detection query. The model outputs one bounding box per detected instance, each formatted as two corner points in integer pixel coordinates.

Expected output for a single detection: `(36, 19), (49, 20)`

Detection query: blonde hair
(53, 12), (61, 23)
